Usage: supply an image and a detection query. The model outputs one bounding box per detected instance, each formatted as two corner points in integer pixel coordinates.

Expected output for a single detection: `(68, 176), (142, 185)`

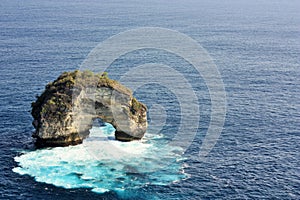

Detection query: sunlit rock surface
(31, 70), (147, 147)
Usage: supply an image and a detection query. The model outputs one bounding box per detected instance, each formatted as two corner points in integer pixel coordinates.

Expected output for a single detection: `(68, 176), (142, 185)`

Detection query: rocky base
(34, 133), (83, 148)
(115, 131), (143, 142)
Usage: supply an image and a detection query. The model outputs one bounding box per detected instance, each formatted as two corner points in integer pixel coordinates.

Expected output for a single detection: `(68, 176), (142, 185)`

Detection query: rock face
(31, 70), (147, 147)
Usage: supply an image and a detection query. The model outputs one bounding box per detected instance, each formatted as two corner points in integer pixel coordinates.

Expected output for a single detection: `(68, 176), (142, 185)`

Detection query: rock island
(31, 70), (147, 147)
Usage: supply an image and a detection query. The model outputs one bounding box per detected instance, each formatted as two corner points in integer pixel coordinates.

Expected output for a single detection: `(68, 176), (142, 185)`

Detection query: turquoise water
(13, 123), (188, 195)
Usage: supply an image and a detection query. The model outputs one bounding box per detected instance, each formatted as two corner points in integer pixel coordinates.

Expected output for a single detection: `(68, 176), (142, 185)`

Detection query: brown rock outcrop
(31, 70), (147, 147)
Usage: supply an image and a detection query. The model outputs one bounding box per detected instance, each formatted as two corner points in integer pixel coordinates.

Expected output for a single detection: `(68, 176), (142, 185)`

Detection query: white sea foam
(13, 123), (188, 194)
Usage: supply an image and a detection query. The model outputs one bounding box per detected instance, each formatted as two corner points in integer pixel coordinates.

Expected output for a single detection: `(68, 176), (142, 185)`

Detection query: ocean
(0, 0), (299, 199)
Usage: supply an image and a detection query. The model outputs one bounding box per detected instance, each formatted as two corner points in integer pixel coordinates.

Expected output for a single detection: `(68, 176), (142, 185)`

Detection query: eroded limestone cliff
(31, 70), (147, 147)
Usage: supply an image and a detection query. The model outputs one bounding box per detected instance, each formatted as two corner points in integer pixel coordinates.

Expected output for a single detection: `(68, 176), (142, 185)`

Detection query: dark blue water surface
(1, 0), (300, 199)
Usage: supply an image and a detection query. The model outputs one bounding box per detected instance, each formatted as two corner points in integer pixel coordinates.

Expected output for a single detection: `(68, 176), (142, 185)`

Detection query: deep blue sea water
(1, 0), (300, 199)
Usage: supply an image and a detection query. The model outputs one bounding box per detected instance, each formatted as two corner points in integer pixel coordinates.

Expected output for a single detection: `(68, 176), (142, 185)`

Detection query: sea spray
(13, 123), (189, 194)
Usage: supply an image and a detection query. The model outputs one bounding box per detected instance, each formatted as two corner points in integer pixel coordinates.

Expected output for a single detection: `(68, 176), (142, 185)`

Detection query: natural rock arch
(31, 70), (147, 147)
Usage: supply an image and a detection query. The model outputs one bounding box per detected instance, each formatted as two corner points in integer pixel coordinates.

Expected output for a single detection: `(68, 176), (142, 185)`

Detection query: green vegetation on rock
(31, 70), (148, 147)
(31, 70), (133, 120)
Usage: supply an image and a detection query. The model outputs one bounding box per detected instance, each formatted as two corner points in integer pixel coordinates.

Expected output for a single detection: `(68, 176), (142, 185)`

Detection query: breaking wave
(13, 123), (189, 194)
